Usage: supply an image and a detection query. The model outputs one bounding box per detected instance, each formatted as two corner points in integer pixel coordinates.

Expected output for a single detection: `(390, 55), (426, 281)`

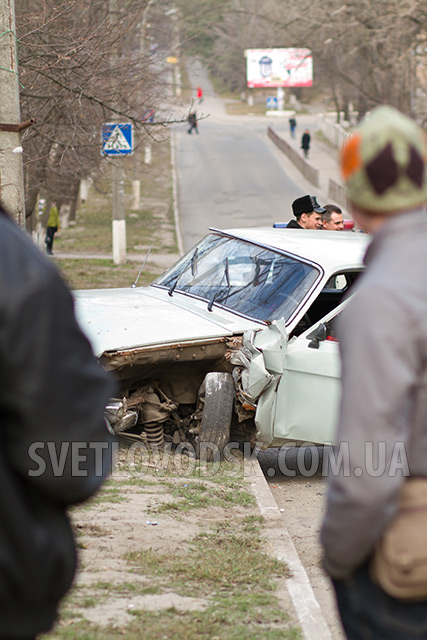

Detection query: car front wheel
(196, 372), (235, 461)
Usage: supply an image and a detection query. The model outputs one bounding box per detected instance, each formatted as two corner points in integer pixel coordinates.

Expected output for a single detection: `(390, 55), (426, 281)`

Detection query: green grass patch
(54, 258), (158, 290)
(114, 476), (162, 487)
(98, 519), (301, 640)
(48, 612), (300, 640)
(79, 486), (127, 508)
(125, 520), (290, 594)
(152, 480), (255, 514)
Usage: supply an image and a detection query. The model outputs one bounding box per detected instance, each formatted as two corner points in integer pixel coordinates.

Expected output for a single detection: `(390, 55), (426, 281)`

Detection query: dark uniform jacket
(286, 219), (303, 229)
(0, 211), (114, 638)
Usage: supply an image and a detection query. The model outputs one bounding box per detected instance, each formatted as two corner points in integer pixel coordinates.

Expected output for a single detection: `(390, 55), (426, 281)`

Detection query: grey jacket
(321, 208), (427, 579)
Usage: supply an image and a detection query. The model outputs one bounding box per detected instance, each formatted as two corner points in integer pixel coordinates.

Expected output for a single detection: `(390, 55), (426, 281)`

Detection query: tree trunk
(68, 181), (80, 223)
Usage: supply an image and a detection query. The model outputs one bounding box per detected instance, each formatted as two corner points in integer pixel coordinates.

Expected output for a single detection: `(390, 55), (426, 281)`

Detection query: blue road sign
(266, 96), (278, 109)
(102, 123), (133, 156)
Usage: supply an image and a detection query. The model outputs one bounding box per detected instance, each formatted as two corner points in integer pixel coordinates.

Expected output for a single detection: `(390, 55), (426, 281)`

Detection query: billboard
(246, 48), (313, 88)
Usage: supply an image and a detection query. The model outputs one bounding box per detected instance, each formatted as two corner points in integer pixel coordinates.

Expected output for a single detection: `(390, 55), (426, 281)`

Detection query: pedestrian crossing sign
(102, 123), (133, 156)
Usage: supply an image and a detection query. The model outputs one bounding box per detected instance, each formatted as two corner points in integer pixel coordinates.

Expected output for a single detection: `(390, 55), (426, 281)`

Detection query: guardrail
(319, 114), (351, 150)
(267, 125), (320, 188)
(328, 178), (349, 212)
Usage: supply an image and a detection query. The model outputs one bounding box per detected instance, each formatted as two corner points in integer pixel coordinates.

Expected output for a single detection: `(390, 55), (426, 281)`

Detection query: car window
(153, 234), (321, 323)
(291, 269), (363, 337)
(324, 274), (347, 290)
(325, 314), (340, 341)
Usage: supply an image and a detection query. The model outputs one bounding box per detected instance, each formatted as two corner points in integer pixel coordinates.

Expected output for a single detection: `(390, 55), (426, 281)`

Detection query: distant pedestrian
(45, 202), (59, 255)
(143, 109), (155, 123)
(187, 111), (199, 134)
(289, 116), (297, 138)
(196, 86), (203, 103)
(301, 129), (311, 158)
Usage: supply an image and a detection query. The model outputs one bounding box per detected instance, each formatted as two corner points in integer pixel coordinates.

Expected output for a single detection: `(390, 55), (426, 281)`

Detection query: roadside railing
(319, 114), (351, 150)
(328, 178), (349, 212)
(267, 125), (320, 188)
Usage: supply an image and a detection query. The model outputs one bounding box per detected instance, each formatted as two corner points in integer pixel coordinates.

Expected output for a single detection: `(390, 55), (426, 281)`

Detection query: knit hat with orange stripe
(341, 106), (427, 213)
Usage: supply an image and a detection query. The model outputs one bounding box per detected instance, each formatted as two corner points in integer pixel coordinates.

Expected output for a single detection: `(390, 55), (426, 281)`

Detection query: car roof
(212, 227), (370, 272)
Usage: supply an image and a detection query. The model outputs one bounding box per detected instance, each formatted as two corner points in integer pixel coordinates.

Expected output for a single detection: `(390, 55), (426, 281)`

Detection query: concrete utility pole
(132, 0), (156, 211)
(0, 0), (25, 226)
(109, 0), (126, 264)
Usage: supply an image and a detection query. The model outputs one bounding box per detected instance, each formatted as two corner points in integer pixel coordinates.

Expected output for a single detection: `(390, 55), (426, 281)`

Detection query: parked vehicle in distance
(74, 227), (369, 456)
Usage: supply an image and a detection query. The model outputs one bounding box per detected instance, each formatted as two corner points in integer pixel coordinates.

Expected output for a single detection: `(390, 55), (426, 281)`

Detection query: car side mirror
(307, 323), (327, 349)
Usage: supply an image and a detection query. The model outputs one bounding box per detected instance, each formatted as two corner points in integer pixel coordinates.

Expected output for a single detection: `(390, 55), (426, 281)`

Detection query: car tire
(197, 372), (235, 461)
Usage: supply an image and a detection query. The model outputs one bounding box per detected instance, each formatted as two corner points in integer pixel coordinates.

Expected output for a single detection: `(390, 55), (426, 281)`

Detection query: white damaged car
(74, 227), (369, 454)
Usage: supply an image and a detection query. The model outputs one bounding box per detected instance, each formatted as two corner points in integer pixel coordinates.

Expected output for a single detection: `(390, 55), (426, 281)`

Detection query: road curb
(245, 460), (333, 640)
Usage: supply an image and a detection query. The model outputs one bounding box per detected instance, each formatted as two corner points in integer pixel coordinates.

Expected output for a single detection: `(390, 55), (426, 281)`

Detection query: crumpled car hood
(73, 286), (261, 357)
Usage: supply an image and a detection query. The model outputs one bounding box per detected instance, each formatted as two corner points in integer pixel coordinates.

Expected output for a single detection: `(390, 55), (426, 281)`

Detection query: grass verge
(42, 455), (301, 639)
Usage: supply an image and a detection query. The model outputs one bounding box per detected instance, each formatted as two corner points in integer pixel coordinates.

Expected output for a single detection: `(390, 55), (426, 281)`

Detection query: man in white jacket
(321, 106), (427, 639)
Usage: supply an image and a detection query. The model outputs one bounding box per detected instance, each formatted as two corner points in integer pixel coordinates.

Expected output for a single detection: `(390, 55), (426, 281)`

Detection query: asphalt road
(174, 117), (304, 252)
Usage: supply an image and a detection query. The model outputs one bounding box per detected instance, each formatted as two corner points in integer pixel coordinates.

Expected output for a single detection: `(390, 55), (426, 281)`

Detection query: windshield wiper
(191, 247), (198, 276)
(168, 274), (180, 296)
(225, 257), (230, 288)
(169, 248), (198, 296)
(208, 258), (230, 312)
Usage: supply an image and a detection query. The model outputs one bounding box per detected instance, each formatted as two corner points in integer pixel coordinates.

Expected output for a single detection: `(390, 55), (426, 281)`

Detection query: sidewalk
(265, 111), (352, 219)
(267, 111), (344, 203)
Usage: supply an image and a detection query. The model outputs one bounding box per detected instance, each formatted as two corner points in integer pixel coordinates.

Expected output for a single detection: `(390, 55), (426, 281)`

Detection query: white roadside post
(101, 122), (133, 265)
(112, 162), (126, 264)
(144, 144), (152, 164)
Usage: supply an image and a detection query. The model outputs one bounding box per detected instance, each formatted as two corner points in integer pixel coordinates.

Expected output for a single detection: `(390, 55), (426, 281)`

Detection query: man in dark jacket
(288, 194), (325, 229)
(0, 207), (115, 640)
(301, 129), (311, 158)
(187, 111), (199, 134)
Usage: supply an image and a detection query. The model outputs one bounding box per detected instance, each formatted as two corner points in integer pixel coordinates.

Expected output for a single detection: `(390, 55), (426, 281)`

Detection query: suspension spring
(144, 423), (165, 450)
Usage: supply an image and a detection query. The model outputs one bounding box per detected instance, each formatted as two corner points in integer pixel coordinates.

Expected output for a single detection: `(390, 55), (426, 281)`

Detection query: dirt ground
(73, 482), (213, 628)
(44, 448), (302, 639)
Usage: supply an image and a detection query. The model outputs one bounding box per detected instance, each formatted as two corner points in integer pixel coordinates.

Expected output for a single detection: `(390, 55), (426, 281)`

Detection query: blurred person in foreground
(0, 206), (115, 640)
(321, 106), (427, 638)
(321, 204), (344, 230)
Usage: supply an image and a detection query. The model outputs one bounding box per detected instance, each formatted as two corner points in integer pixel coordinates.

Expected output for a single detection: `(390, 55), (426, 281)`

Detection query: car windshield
(152, 234), (321, 323)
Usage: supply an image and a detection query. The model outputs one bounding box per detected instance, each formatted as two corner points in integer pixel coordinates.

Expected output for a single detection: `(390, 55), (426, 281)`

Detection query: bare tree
(176, 0), (427, 120)
(16, 0), (174, 227)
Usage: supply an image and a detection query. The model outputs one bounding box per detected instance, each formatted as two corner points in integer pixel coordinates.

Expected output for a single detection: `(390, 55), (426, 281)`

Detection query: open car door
(272, 310), (342, 446)
(233, 303), (346, 448)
